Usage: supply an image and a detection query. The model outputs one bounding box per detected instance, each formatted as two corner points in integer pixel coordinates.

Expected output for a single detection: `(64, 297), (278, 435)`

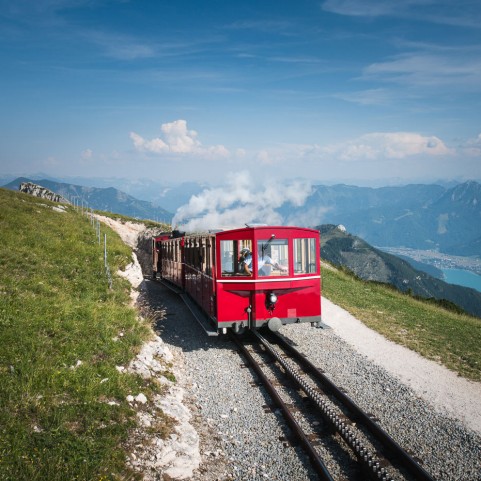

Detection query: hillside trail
(101, 215), (481, 438)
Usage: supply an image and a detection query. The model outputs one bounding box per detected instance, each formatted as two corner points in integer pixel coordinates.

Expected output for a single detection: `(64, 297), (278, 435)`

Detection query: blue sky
(1, 0), (481, 187)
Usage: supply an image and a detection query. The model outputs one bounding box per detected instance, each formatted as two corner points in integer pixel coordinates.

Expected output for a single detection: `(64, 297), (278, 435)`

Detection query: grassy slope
(322, 265), (481, 382)
(0, 189), (157, 481)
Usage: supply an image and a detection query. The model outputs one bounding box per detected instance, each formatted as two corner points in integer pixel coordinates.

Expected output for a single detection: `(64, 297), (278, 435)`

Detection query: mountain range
(4, 177), (481, 258)
(4, 177), (173, 223)
(0, 174), (205, 214)
(280, 181), (481, 257)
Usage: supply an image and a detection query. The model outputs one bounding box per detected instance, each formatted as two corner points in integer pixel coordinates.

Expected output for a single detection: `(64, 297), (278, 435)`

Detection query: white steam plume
(172, 172), (313, 232)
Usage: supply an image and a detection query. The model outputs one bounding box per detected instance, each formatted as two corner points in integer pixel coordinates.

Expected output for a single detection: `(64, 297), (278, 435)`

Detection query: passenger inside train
(238, 247), (287, 276)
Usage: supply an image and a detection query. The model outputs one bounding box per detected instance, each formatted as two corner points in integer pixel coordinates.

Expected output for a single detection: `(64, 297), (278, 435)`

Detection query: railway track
(230, 330), (437, 481)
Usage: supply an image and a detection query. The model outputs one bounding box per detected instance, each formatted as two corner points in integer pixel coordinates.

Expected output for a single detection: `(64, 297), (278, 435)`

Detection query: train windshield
(257, 239), (289, 276)
(294, 238), (317, 274)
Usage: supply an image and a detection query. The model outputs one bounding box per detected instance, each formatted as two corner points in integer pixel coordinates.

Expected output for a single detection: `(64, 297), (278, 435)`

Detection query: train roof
(155, 225), (320, 240)
(215, 225), (320, 237)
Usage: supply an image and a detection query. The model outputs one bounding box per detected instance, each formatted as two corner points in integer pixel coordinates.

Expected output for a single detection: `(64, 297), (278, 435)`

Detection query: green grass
(322, 264), (481, 382)
(0, 189), (162, 481)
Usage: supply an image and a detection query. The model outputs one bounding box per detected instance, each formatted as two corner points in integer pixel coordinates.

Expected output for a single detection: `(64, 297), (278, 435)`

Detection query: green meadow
(0, 188), (159, 481)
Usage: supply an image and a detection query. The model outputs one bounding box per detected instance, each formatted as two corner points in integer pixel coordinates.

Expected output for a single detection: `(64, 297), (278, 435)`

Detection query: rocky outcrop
(19, 182), (70, 204)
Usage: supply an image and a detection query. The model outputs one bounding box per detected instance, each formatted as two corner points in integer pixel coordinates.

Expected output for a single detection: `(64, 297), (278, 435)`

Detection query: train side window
(194, 241), (202, 270)
(199, 239), (205, 271)
(205, 239), (211, 276)
(220, 239), (252, 276)
(294, 238), (317, 274)
(257, 239), (289, 276)
(185, 240), (191, 266)
(193, 241), (199, 269)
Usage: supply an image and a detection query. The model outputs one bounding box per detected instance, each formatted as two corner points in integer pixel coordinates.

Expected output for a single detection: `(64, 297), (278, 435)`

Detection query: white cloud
(81, 148), (93, 160)
(322, 0), (404, 17)
(269, 132), (452, 163)
(130, 120), (230, 158)
(334, 132), (452, 161)
(321, 0), (481, 27)
(257, 150), (273, 164)
(461, 133), (481, 157)
(44, 155), (59, 166)
(172, 171), (313, 232)
(243, 132), (451, 169)
(235, 148), (247, 158)
(86, 30), (156, 60)
(334, 88), (395, 106)
(363, 52), (481, 91)
(130, 132), (168, 153)
(160, 119), (200, 153)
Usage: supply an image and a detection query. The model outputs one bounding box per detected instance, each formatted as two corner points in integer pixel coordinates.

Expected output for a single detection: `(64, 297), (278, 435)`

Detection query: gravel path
(142, 279), (481, 481)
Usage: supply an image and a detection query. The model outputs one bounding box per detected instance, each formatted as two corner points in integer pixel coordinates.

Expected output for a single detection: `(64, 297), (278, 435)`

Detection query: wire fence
(103, 232), (113, 289)
(65, 194), (113, 289)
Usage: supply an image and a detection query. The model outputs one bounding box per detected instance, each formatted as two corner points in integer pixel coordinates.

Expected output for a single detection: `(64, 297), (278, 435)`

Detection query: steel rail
(229, 333), (335, 481)
(268, 331), (436, 481)
(255, 331), (396, 481)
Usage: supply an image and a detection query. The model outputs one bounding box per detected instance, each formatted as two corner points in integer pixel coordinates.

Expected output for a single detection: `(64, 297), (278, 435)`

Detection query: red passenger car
(153, 226), (322, 334)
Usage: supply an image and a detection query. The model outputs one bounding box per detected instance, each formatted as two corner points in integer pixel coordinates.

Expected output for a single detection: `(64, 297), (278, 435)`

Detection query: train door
(216, 234), (254, 327)
(201, 236), (216, 317)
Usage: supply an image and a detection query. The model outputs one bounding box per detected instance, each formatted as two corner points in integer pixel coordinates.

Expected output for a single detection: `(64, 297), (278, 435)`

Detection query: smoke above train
(172, 171), (321, 232)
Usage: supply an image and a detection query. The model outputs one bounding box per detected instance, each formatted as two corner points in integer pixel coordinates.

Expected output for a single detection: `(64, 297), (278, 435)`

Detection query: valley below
(381, 247), (481, 281)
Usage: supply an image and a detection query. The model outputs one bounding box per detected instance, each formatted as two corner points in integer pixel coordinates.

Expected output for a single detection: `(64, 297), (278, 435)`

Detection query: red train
(152, 225), (322, 335)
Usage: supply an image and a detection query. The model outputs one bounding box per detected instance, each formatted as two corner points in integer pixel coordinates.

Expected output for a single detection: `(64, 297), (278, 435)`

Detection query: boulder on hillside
(19, 182), (70, 204)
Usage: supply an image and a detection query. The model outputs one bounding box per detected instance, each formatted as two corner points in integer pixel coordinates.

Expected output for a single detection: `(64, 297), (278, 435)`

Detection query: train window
(294, 238), (317, 274)
(193, 241), (198, 268)
(257, 239), (289, 276)
(193, 240), (202, 270)
(220, 239), (252, 276)
(184, 240), (191, 265)
(205, 239), (212, 276)
(198, 239), (205, 271)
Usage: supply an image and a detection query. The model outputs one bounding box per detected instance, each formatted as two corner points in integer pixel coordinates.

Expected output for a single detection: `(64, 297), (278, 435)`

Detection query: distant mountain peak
(449, 180), (481, 204)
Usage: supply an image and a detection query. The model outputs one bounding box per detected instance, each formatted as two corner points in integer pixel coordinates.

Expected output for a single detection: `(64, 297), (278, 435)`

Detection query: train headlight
(266, 292), (278, 311)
